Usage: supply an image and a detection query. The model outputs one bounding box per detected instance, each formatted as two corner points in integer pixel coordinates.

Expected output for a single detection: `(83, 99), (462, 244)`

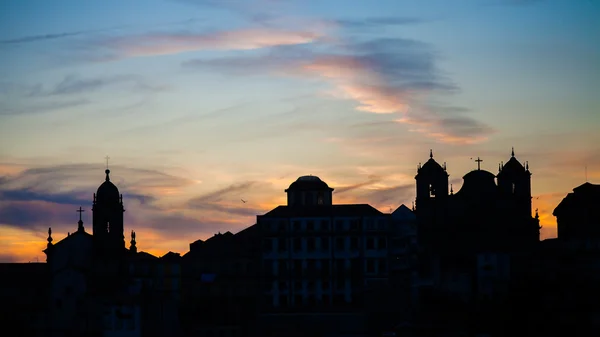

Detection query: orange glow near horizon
(1, 187), (570, 262)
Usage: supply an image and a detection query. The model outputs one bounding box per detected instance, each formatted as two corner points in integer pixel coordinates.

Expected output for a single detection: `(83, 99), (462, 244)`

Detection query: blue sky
(0, 0), (599, 261)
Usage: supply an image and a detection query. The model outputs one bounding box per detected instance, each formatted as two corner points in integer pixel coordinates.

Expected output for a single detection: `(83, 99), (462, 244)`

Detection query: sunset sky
(1, 0), (599, 262)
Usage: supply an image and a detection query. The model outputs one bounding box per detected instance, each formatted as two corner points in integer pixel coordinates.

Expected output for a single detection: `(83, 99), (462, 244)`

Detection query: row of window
(128, 263), (181, 275)
(265, 293), (351, 307)
(262, 218), (388, 232)
(267, 279), (341, 291)
(263, 258), (388, 275)
(263, 236), (388, 252)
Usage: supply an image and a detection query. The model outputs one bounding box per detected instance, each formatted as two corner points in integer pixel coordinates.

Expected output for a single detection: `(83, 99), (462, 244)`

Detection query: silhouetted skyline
(1, 0), (599, 262)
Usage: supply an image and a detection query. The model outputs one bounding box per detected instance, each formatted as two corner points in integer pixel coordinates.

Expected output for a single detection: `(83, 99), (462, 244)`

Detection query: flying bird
(241, 199), (247, 203)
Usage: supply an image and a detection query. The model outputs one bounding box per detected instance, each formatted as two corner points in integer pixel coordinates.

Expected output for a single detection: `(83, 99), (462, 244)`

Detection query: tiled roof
(260, 204), (385, 218)
(52, 229), (93, 247)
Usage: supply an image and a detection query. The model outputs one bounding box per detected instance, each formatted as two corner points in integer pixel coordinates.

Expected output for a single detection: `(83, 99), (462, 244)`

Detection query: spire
(535, 208), (539, 220)
(499, 162), (502, 173)
(104, 155), (111, 181)
(511, 147), (515, 157)
(76, 206), (85, 232)
(412, 201), (415, 211)
(130, 230), (137, 253)
(525, 161), (529, 171)
(450, 184), (454, 195)
(47, 227), (53, 246)
(429, 149), (433, 159)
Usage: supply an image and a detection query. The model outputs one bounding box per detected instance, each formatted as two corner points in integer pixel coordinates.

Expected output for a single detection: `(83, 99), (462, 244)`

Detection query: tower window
(512, 183), (516, 194)
(317, 192), (324, 205)
(429, 184), (436, 197)
(107, 222), (110, 233)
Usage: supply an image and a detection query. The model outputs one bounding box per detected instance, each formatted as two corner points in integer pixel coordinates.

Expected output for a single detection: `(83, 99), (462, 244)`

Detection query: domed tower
(415, 150), (449, 209)
(92, 169), (125, 251)
(285, 175), (334, 207)
(497, 148), (532, 217)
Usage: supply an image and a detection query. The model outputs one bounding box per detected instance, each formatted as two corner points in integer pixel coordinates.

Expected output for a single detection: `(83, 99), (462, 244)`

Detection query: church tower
(497, 148), (532, 218)
(497, 148), (539, 244)
(415, 150), (449, 251)
(92, 168), (125, 253)
(415, 150), (449, 208)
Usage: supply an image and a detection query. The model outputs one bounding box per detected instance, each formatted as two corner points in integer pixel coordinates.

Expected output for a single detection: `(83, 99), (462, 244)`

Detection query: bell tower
(415, 150), (450, 252)
(497, 147), (538, 244)
(92, 166), (125, 253)
(415, 150), (449, 208)
(497, 148), (532, 217)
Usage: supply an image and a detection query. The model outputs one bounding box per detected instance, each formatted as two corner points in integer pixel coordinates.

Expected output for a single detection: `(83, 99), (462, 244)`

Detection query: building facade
(413, 149), (540, 334)
(42, 168), (182, 337)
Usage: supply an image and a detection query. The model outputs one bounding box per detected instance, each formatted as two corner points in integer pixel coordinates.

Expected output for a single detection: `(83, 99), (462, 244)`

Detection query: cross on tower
(76, 206), (85, 221)
(105, 156), (110, 170)
(475, 157), (483, 170)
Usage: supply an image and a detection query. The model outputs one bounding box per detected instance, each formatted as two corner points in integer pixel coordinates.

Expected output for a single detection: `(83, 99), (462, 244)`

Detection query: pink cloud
(396, 115), (493, 145)
(294, 55), (491, 144)
(301, 56), (411, 115)
(103, 28), (322, 59)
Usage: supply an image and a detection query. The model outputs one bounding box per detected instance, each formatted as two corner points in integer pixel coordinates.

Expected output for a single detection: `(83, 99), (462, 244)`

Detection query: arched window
(429, 184), (436, 197)
(512, 183), (516, 194)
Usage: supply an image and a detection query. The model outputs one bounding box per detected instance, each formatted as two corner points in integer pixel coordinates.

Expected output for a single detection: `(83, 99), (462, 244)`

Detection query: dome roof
(457, 169), (497, 198)
(285, 175), (333, 192)
(96, 169), (120, 203)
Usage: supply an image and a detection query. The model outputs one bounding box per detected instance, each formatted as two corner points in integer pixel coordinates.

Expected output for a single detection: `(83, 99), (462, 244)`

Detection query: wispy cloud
(1, 31), (89, 45)
(97, 28), (323, 60)
(495, 0), (546, 6)
(0, 161), (226, 262)
(336, 17), (429, 28)
(183, 34), (492, 144)
(0, 99), (90, 116)
(335, 175), (382, 194)
(187, 181), (267, 217)
(48, 74), (155, 95)
(396, 113), (496, 145)
(0, 74), (166, 116)
(0, 19), (202, 46)
(0, 162), (196, 226)
(362, 183), (414, 207)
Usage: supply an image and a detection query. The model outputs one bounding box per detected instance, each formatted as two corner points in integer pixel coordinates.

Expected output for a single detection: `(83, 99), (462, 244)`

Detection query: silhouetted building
(554, 182), (600, 243)
(180, 226), (261, 337)
(413, 149), (540, 334)
(524, 182), (600, 336)
(7, 151), (600, 337)
(42, 169), (181, 337)
(388, 205), (419, 318)
(256, 175), (392, 336)
(0, 263), (49, 336)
